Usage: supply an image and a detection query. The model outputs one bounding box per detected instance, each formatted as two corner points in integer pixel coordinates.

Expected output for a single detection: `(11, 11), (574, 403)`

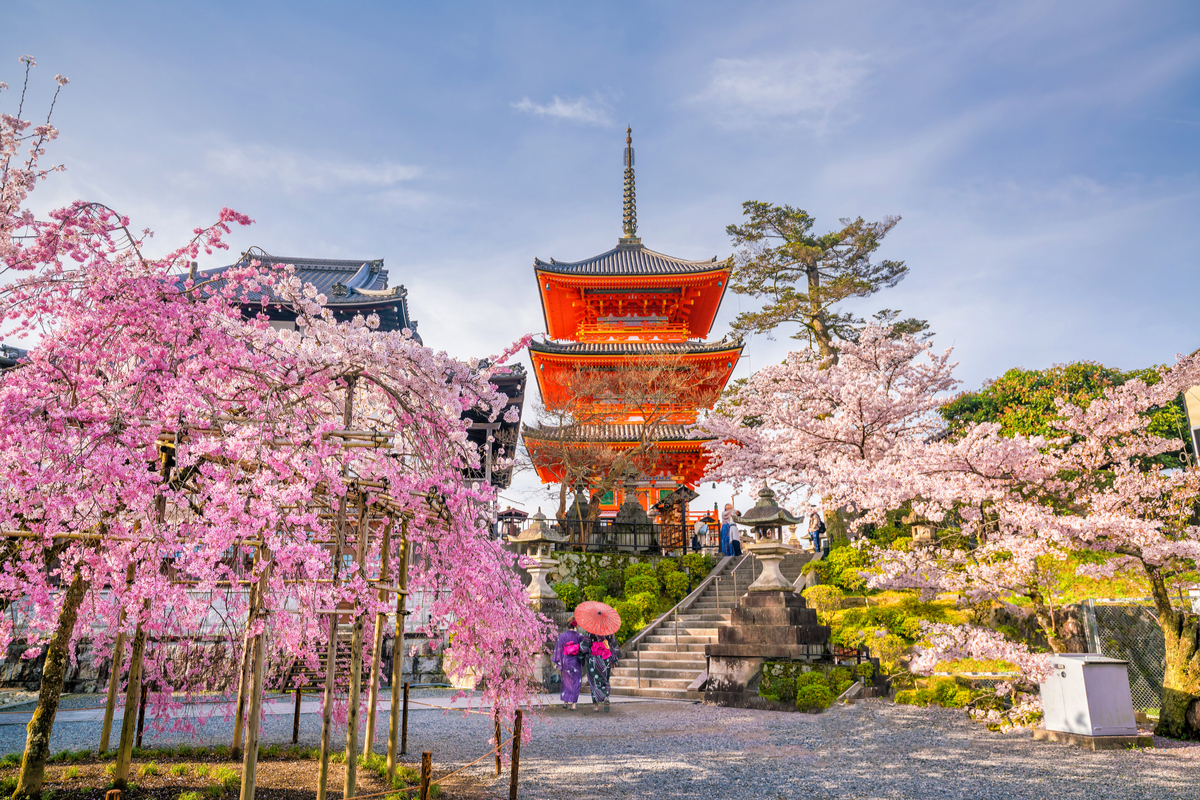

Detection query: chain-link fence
(1082, 599), (1165, 713)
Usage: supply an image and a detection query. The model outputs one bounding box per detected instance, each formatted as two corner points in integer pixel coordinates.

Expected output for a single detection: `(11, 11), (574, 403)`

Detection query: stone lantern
(735, 486), (803, 593)
(505, 509), (567, 610)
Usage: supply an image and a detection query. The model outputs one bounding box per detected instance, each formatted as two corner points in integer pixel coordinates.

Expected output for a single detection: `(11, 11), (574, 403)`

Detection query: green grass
(193, 764), (211, 778)
(0, 753), (19, 766)
(212, 765), (240, 793)
(0, 777), (17, 795)
(138, 761), (159, 777)
(168, 763), (191, 777)
(62, 766), (81, 780)
(179, 792), (205, 800)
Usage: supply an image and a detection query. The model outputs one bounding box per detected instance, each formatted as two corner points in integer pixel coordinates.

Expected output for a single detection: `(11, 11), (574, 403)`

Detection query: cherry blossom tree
(703, 325), (1200, 738)
(1, 56), (549, 798)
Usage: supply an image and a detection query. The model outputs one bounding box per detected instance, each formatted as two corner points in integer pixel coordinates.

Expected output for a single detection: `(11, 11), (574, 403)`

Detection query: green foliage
(138, 761), (159, 777)
(939, 361), (1193, 466)
(663, 571), (690, 601)
(212, 765), (240, 792)
(582, 584), (608, 603)
(856, 662), (876, 686)
(194, 764), (211, 778)
(62, 766), (81, 779)
(654, 558), (678, 582)
(679, 553), (715, 576)
(624, 574), (660, 597)
(0, 753), (19, 766)
(213, 744), (230, 759)
(552, 581), (582, 610)
(0, 776), (17, 795)
(795, 683), (834, 712)
(609, 599), (640, 642)
(795, 671), (827, 689)
(725, 201), (921, 350)
(624, 562), (655, 581)
(801, 585), (844, 621)
(895, 676), (980, 709)
(169, 763), (191, 777)
(179, 793), (205, 800)
(758, 666), (799, 704)
(802, 546), (864, 592)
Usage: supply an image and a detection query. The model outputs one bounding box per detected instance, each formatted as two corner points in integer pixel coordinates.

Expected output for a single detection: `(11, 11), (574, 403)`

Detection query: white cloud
(696, 51), (871, 128)
(204, 145), (422, 190)
(511, 94), (613, 126)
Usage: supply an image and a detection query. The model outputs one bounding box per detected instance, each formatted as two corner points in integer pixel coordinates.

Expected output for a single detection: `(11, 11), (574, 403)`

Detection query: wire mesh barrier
(1082, 599), (1167, 713)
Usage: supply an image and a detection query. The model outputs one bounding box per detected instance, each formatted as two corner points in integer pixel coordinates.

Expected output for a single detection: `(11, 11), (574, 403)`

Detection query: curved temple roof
(529, 338), (743, 356)
(534, 243), (725, 276)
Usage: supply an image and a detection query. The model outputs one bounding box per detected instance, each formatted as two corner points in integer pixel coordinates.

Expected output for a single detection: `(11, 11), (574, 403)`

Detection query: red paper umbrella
(574, 601), (621, 636)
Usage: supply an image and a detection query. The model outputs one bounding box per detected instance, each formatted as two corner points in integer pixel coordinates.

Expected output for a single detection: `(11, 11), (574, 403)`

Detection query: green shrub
(213, 744), (230, 759)
(0, 777), (16, 796)
(624, 574), (659, 596)
(260, 744), (282, 758)
(625, 591), (658, 623)
(194, 764), (211, 778)
(625, 562), (654, 580)
(169, 763), (191, 777)
(654, 558), (678, 582)
(595, 568), (624, 597)
(552, 582), (582, 610)
(1, 753), (19, 766)
(678, 553), (714, 576)
(795, 671), (827, 689)
(213, 765), (240, 792)
(663, 571), (690, 601)
(582, 584), (608, 603)
(758, 669), (797, 703)
(62, 766), (81, 779)
(802, 585), (844, 621)
(609, 600), (639, 642)
(856, 662), (876, 686)
(795, 683), (834, 712)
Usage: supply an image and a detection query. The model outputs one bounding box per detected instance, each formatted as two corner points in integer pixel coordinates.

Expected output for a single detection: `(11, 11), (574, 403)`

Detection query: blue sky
(6, 1), (1200, 510)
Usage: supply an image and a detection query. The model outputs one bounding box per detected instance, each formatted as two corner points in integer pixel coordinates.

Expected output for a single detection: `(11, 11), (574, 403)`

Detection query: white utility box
(1039, 654), (1137, 737)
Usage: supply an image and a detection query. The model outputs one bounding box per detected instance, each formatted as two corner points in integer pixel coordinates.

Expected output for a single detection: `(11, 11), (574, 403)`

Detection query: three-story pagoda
(524, 129), (743, 516)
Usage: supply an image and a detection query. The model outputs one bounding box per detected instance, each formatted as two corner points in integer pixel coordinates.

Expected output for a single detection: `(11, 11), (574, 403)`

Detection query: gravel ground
(2, 697), (1197, 799)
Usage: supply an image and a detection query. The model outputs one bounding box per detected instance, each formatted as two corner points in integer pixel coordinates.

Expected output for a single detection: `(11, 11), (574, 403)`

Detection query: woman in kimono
(552, 620), (584, 709)
(580, 631), (619, 711)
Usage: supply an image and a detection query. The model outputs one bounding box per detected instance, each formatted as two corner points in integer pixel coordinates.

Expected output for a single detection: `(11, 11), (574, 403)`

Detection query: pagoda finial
(620, 126), (640, 246)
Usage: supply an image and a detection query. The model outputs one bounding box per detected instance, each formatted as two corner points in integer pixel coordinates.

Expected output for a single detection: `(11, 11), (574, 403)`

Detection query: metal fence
(1082, 599), (1167, 713)
(553, 520), (697, 556)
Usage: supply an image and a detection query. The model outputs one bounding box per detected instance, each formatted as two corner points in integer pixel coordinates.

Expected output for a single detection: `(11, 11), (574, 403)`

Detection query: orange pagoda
(523, 128), (743, 517)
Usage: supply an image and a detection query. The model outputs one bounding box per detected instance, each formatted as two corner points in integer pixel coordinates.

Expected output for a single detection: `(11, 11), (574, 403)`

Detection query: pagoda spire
(620, 126), (640, 246)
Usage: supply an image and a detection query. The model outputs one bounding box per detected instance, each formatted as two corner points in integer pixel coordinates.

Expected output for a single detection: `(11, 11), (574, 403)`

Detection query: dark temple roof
(193, 252), (419, 342)
(534, 243), (725, 276)
(521, 423), (711, 443)
(529, 339), (743, 357)
(0, 344), (27, 372)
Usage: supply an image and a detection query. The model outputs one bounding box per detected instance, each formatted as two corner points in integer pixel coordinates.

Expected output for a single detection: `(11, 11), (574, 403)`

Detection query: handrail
(623, 553), (754, 652)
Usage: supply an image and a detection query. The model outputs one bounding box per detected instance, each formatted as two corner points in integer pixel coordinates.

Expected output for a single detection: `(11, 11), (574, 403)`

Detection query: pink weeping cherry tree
(0, 56), (550, 798)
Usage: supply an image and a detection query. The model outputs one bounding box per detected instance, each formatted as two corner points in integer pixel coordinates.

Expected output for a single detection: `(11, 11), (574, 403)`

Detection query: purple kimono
(552, 630), (584, 703)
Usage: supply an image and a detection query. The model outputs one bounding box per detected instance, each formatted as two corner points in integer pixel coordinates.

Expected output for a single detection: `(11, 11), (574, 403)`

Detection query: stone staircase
(609, 551), (813, 701)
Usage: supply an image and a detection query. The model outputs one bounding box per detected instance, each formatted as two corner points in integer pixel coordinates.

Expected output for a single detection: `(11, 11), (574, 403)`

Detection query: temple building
(523, 129), (742, 517)
(194, 250), (525, 489)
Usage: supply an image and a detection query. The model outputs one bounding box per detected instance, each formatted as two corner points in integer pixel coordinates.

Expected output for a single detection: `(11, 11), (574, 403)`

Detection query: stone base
(705, 689), (806, 712)
(1032, 728), (1153, 750)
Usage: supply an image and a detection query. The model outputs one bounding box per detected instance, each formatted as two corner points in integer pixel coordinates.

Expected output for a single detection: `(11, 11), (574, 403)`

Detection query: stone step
(615, 658), (704, 671)
(610, 676), (693, 690)
(609, 667), (697, 681)
(638, 642), (709, 653)
(607, 686), (703, 701)
(644, 634), (714, 645)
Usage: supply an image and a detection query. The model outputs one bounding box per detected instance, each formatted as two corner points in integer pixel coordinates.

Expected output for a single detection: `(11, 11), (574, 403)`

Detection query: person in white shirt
(728, 511), (742, 557)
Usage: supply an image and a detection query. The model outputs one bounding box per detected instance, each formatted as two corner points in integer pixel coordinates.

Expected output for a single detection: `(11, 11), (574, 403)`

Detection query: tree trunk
(1150, 573), (1200, 739)
(807, 264), (837, 365)
(14, 567), (88, 799)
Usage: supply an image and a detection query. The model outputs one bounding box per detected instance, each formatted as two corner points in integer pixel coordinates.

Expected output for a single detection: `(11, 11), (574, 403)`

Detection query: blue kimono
(552, 630), (584, 704)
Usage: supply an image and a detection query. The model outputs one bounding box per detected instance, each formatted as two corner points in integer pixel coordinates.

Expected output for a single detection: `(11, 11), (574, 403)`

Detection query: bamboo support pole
(420, 751), (432, 800)
(317, 376), (355, 800)
(99, 564), (135, 754)
(344, 501), (370, 800)
(231, 548), (259, 759)
(113, 608), (148, 789)
(364, 520), (393, 755)
(494, 712), (502, 777)
(386, 521), (410, 781)
(239, 554), (272, 800)
(292, 687), (301, 745)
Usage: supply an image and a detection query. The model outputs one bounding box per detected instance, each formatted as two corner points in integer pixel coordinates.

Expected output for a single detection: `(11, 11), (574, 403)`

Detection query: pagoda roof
(522, 423), (711, 444)
(190, 252), (419, 341)
(529, 338), (743, 357)
(534, 243), (725, 277)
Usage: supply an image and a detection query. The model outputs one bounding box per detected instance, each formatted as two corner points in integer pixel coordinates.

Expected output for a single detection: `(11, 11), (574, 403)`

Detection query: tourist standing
(719, 503), (735, 556)
(692, 516), (708, 553)
(808, 506), (825, 554)
(552, 620), (584, 709)
(729, 513), (743, 557)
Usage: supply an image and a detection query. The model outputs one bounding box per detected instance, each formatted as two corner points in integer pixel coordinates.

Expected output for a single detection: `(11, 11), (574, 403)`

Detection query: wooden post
(113, 611), (148, 789)
(401, 683), (409, 755)
(135, 682), (147, 748)
(419, 751), (432, 800)
(344, 500), (370, 800)
(292, 687), (301, 745)
(364, 519), (393, 755)
(317, 375), (355, 800)
(231, 557), (259, 760)
(99, 564), (135, 754)
(98, 631), (126, 754)
(239, 555), (272, 800)
(494, 712), (501, 777)
(509, 710), (522, 800)
(386, 521), (410, 782)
